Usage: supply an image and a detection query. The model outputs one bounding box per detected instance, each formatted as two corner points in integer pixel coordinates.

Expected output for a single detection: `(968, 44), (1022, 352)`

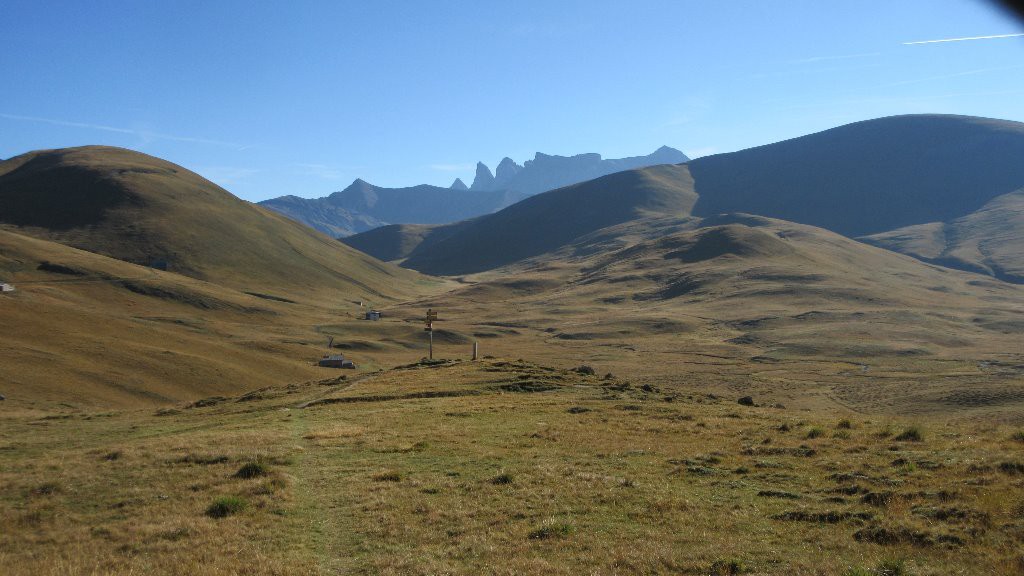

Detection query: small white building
(0, 283), (14, 293)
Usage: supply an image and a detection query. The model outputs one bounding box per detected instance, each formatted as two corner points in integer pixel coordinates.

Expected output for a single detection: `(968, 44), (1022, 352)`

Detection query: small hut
(365, 310), (382, 321)
(0, 282), (15, 293)
(318, 355), (356, 369)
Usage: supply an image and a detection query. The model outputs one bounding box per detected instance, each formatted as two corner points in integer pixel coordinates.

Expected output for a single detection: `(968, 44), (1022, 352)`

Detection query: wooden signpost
(425, 308), (438, 359)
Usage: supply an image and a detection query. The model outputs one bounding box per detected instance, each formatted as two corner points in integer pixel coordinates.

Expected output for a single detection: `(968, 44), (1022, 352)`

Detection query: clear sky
(2, 1), (1023, 201)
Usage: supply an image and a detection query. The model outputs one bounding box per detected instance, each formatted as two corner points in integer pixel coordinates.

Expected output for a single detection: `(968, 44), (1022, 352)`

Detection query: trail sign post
(425, 308), (438, 359)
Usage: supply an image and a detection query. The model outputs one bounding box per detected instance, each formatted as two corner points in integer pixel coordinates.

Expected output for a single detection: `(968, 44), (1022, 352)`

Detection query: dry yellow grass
(3, 359), (1023, 575)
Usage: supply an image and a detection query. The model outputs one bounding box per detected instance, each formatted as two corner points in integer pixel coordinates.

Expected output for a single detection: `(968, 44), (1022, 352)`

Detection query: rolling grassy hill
(0, 228), (333, 406)
(861, 189), (1024, 283)
(344, 164), (697, 275)
(0, 146), (428, 301)
(0, 146), (447, 407)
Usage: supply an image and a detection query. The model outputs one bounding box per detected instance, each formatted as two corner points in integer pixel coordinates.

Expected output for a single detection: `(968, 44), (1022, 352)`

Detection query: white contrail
(904, 33), (1024, 45)
(0, 112), (246, 149)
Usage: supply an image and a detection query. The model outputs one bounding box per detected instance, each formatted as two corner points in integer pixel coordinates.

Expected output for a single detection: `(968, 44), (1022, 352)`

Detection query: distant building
(318, 355), (355, 369)
(0, 283), (14, 293)
(365, 310), (382, 321)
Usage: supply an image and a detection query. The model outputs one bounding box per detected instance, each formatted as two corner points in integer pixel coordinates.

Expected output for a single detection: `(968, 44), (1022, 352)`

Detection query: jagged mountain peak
(470, 161), (496, 191)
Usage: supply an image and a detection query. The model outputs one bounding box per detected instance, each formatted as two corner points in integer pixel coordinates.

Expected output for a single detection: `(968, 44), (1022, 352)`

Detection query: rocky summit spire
(494, 157), (523, 186)
(470, 161), (495, 191)
(450, 177), (468, 191)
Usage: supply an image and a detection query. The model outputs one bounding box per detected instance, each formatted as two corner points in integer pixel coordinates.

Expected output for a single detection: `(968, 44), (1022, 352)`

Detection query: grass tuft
(806, 427), (824, 439)
(875, 559), (914, 576)
(490, 473), (514, 485)
(373, 470), (402, 482)
(997, 461), (1024, 475)
(234, 461), (270, 479)
(176, 453), (229, 465)
(528, 521), (573, 540)
(710, 558), (748, 575)
(893, 426), (923, 442)
(205, 496), (247, 518)
(30, 481), (61, 496)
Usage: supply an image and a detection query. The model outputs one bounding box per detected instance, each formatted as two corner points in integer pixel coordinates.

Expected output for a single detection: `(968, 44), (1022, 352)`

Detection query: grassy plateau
(2, 358), (1023, 575)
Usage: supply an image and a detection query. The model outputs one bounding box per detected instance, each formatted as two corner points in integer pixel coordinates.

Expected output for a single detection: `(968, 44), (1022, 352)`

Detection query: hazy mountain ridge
(259, 146), (688, 237)
(470, 145), (689, 195)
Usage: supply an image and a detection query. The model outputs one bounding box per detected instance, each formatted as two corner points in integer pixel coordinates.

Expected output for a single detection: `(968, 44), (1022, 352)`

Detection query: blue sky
(2, 1), (1023, 201)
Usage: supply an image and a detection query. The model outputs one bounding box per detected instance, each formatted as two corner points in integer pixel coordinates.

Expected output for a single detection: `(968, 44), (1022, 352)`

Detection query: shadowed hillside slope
(861, 189), (1024, 283)
(345, 164), (697, 275)
(340, 223), (459, 262)
(0, 146), (427, 301)
(688, 114), (1024, 236)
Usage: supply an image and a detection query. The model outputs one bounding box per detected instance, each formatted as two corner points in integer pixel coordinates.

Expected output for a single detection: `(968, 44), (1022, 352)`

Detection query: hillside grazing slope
(688, 114), (1024, 237)
(346, 164), (698, 274)
(0, 146), (426, 301)
(861, 189), (1024, 283)
(374, 213), (1024, 418)
(0, 228), (343, 407)
(4, 358), (1024, 574)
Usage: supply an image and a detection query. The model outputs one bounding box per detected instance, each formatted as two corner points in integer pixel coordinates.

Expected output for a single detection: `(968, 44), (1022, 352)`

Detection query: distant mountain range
(259, 146), (688, 237)
(467, 145), (689, 195)
(343, 114), (1024, 283)
(260, 181), (527, 238)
